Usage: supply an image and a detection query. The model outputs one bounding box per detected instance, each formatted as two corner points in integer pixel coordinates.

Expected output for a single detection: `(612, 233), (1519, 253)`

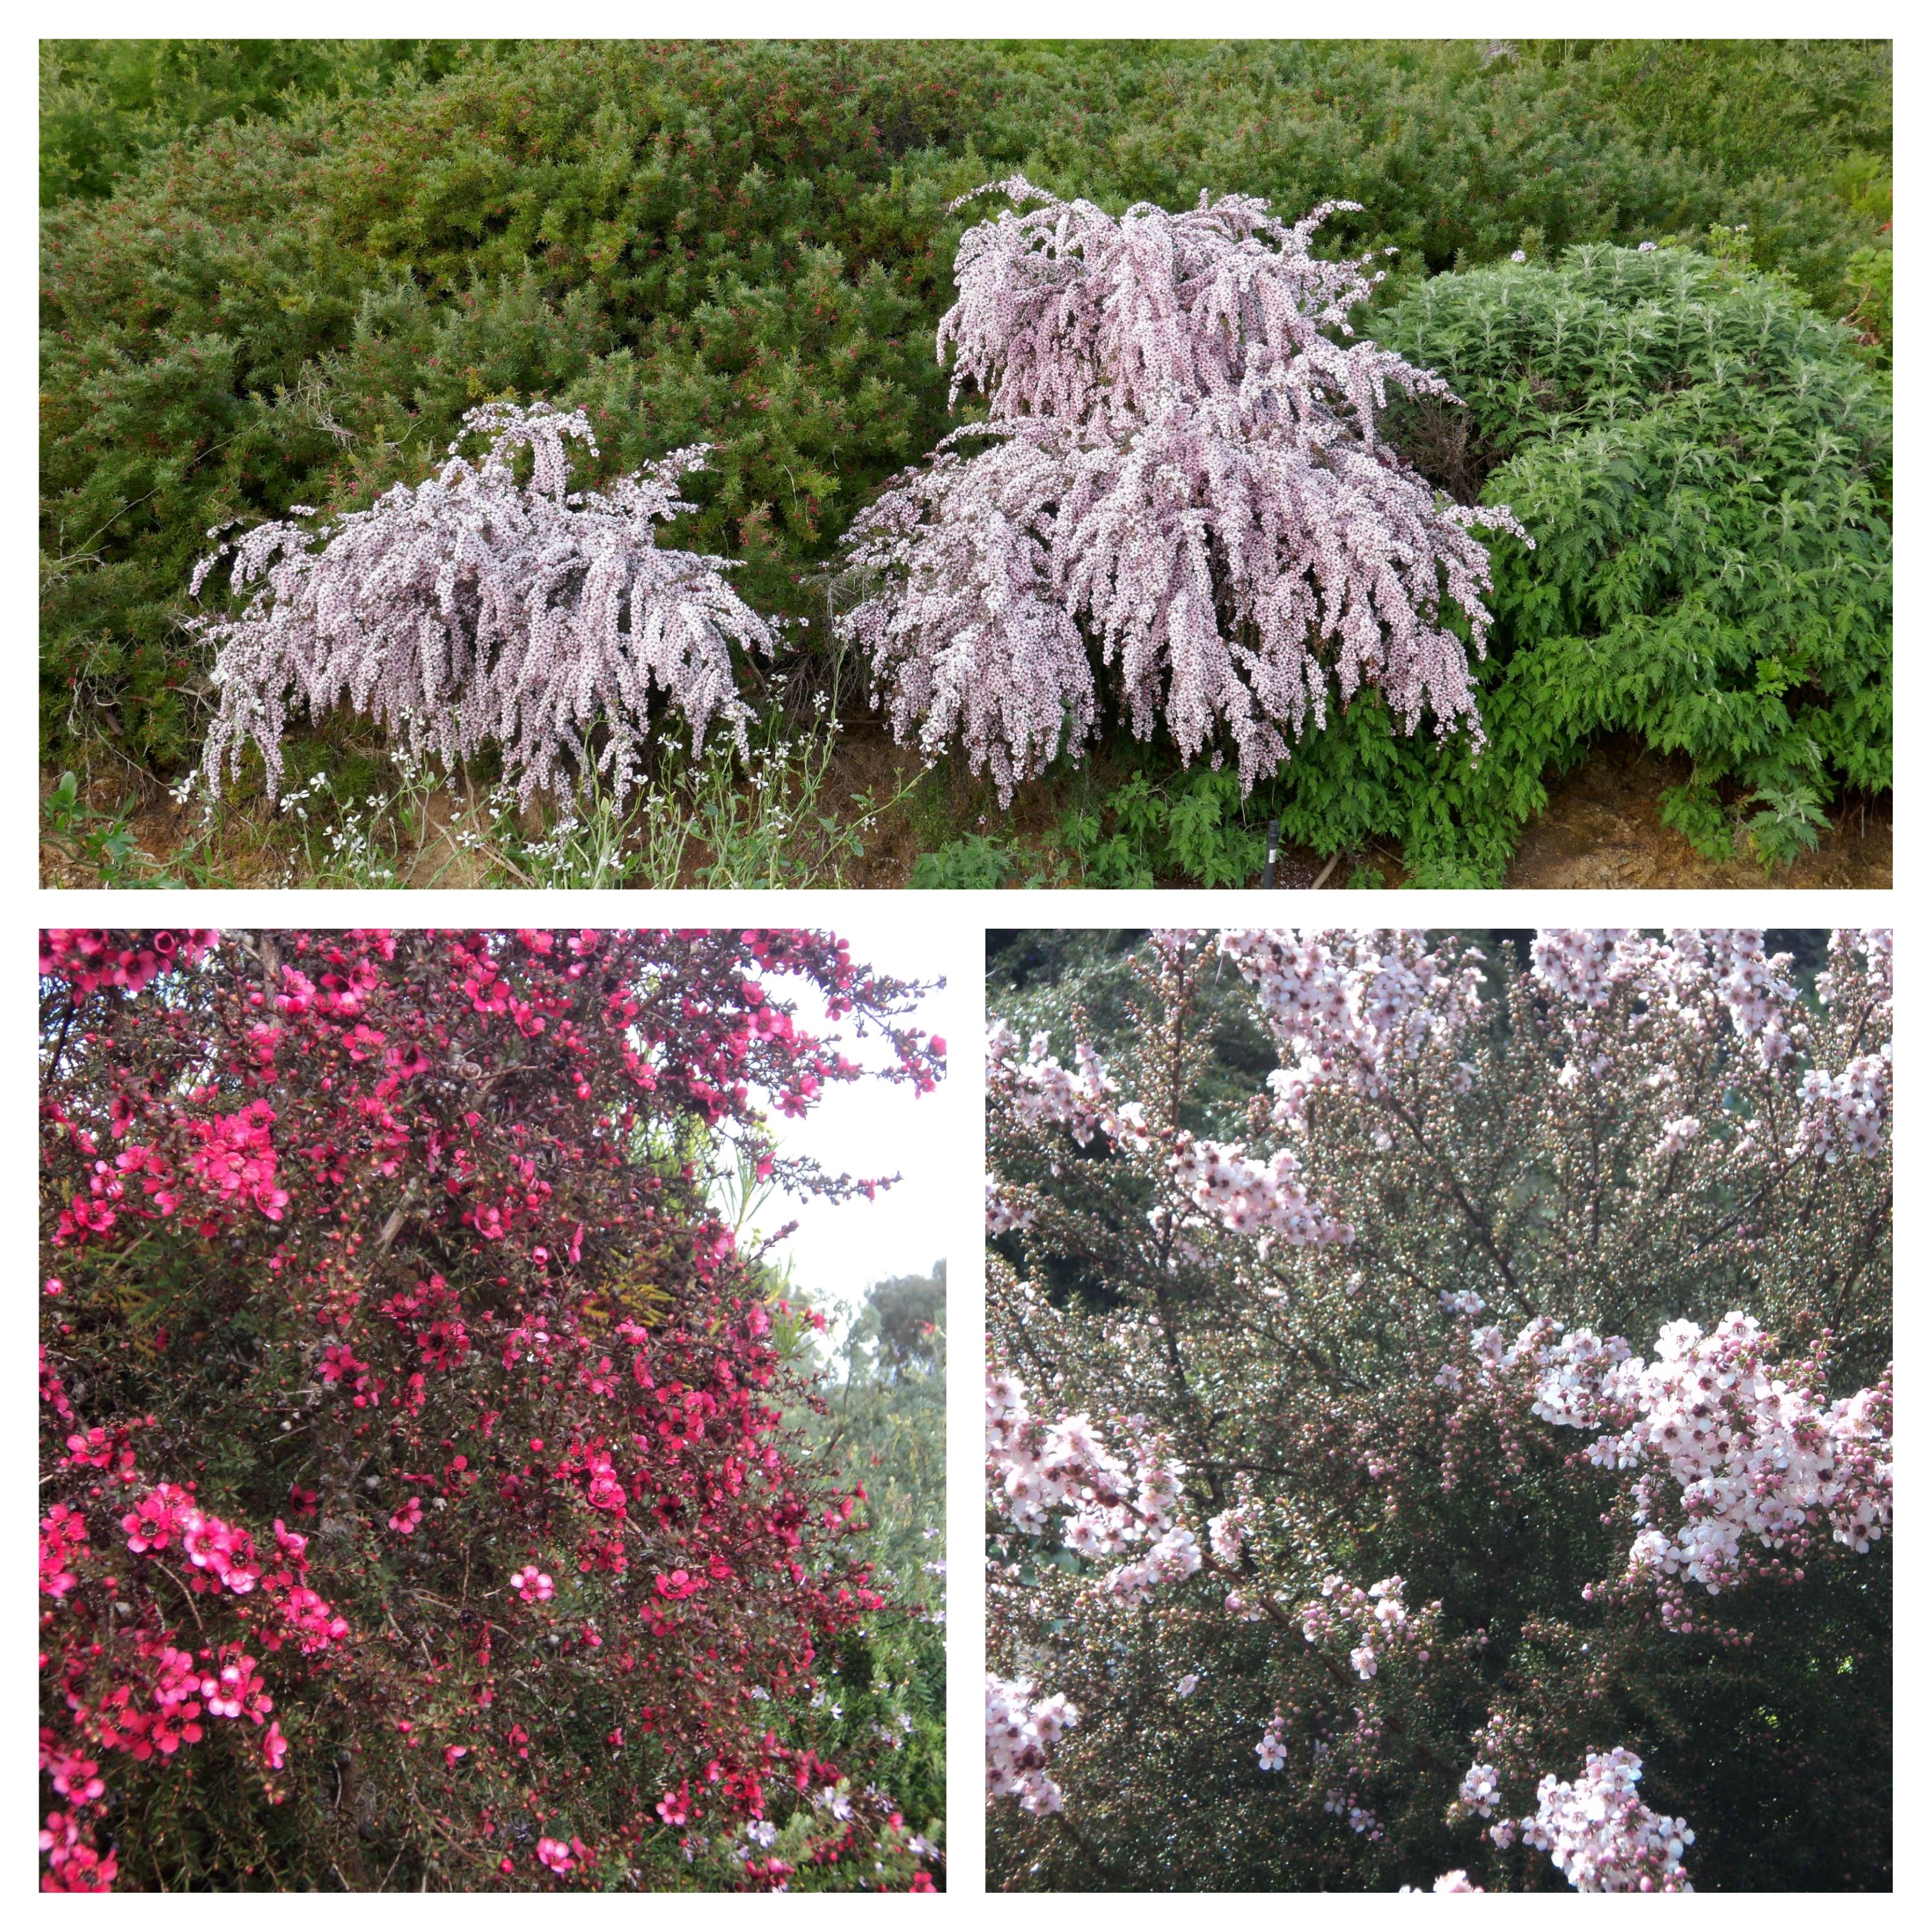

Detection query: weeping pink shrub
(191, 401), (775, 802)
(838, 178), (1529, 801)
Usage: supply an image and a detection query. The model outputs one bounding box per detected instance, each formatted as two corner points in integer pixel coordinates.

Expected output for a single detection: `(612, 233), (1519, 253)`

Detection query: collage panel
(985, 927), (1893, 1891)
(36, 38), (1888, 892)
(35, 926), (951, 1891)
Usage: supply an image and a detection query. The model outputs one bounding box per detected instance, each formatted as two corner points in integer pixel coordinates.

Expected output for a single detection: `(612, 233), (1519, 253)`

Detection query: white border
(12, 5), (1921, 1913)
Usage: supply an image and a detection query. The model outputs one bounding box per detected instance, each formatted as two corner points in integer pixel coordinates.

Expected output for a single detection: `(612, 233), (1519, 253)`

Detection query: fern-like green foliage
(1233, 242), (1889, 885)
(1392, 243), (1889, 874)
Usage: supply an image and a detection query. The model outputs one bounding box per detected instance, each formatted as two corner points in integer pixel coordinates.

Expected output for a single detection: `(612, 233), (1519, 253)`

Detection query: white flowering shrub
(190, 401), (775, 803)
(838, 180), (1528, 802)
(987, 928), (1890, 1891)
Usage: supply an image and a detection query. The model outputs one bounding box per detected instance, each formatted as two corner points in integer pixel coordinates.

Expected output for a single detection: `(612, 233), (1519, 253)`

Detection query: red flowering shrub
(39, 927), (945, 1891)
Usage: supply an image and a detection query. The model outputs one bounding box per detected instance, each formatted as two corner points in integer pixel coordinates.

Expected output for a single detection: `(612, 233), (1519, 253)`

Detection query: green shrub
(1226, 242), (1890, 885)
(38, 39), (484, 205)
(910, 833), (1021, 889)
(1394, 243), (1890, 872)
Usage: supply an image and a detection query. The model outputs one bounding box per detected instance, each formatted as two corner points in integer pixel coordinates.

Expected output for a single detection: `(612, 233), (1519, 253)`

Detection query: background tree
(39, 927), (945, 1891)
(793, 1267), (949, 1848)
(985, 927), (1889, 1891)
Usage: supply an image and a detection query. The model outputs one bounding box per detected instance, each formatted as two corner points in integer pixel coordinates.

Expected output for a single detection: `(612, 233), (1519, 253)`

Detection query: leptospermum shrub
(986, 929), (1890, 1891)
(40, 927), (946, 1892)
(189, 401), (775, 804)
(838, 180), (1528, 802)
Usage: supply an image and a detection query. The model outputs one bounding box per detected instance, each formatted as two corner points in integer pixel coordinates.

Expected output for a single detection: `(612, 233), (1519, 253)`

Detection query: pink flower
(511, 1566), (555, 1604)
(536, 1836), (574, 1875)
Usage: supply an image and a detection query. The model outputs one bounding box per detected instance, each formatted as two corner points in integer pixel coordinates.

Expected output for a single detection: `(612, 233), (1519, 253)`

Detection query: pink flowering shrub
(987, 928), (1889, 1891)
(41, 928), (945, 1891)
(838, 180), (1528, 802)
(189, 402), (776, 804)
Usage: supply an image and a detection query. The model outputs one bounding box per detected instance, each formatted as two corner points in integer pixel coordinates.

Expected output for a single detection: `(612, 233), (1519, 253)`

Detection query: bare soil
(1503, 737), (1889, 890)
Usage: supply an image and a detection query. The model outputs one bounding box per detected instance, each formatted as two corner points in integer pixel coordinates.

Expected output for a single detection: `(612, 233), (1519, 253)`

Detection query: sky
(749, 916), (967, 1327)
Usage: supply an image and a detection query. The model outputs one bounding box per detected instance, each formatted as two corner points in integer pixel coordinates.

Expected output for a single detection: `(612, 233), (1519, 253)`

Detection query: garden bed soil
(1503, 737), (1890, 889)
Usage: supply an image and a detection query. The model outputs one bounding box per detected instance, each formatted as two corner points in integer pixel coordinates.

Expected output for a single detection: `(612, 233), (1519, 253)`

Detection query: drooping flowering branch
(1468, 1311), (1893, 1625)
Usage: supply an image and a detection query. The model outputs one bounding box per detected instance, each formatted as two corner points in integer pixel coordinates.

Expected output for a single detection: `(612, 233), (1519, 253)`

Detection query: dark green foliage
(38, 40), (486, 205)
(1240, 242), (1893, 884)
(41, 39), (1890, 869)
(41, 41), (980, 774)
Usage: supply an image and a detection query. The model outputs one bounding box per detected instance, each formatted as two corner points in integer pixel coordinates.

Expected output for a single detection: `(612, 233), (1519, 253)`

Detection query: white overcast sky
(750, 918), (966, 1326)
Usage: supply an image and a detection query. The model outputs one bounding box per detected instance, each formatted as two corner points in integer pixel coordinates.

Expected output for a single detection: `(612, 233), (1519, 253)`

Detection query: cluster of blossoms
(1207, 1504), (1253, 1567)
(1531, 927), (1806, 1081)
(985, 1175), (1034, 1237)
(38, 1444), (329, 1884)
(1444, 1745), (1693, 1894)
(988, 1015), (1349, 1251)
(1217, 927), (1892, 1176)
(1170, 1135), (1352, 1247)
(985, 1019), (1121, 1146)
(1456, 1761), (1501, 1820)
(1325, 1790), (1384, 1841)
(1404, 1870), (1482, 1892)
(1524, 929), (1893, 1160)
(838, 179), (1527, 800)
(1297, 1574), (1435, 1682)
(50, 1097), (296, 1248)
(985, 1676), (1078, 1814)
(985, 1368), (1196, 1600)
(1474, 1312), (1893, 1612)
(1792, 1054), (1889, 1163)
(37, 930), (216, 997)
(1216, 927), (1486, 1129)
(190, 402), (777, 804)
(1516, 1748), (1694, 1892)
